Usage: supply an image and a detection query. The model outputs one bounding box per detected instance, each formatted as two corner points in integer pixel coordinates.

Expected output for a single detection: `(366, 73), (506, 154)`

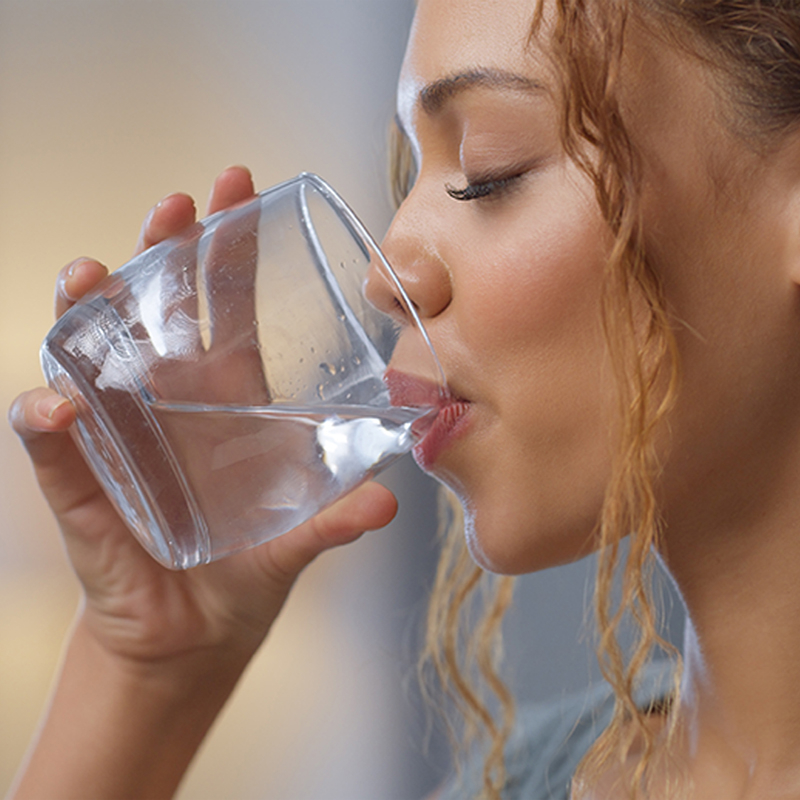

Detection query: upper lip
(383, 368), (466, 410)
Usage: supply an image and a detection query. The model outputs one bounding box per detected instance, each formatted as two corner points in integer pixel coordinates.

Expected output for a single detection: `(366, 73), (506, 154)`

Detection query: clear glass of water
(40, 174), (445, 569)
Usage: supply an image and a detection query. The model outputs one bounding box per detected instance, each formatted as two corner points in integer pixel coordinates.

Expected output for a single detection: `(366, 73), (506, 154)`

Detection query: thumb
(256, 481), (398, 586)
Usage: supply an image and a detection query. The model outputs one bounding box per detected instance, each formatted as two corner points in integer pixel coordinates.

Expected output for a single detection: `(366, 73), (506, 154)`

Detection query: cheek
(453, 174), (610, 374)
(440, 176), (619, 573)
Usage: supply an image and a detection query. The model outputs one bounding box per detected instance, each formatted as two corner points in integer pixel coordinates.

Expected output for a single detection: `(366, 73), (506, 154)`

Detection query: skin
(9, 1), (800, 798)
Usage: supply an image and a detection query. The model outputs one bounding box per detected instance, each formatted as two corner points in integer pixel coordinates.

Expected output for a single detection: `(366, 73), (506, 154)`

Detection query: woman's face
(383, 0), (800, 574)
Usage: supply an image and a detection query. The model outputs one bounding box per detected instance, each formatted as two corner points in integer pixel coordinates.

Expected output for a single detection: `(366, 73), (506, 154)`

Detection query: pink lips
(384, 369), (471, 470)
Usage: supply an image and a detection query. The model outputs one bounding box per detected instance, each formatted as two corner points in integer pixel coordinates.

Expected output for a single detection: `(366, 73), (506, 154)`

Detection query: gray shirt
(438, 661), (675, 800)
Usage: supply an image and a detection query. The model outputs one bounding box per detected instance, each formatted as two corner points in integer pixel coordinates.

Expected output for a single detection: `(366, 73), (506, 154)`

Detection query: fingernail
(66, 257), (88, 277)
(61, 258), (89, 301)
(36, 396), (69, 421)
(156, 193), (195, 209)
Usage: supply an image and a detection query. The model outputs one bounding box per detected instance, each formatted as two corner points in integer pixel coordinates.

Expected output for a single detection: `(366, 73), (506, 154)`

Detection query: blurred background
(0, 2), (684, 798)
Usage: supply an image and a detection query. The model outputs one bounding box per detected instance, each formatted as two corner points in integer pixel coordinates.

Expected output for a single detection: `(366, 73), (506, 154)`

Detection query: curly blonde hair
(390, 1), (800, 797)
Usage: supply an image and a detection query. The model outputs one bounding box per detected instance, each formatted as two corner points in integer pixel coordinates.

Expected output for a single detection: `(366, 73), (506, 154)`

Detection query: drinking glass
(41, 174), (444, 569)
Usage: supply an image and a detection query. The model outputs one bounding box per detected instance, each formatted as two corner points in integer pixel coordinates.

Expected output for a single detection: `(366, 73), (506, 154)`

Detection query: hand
(9, 166), (398, 671)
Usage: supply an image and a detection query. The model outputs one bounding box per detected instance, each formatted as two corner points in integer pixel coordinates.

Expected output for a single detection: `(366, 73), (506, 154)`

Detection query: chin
(461, 500), (599, 576)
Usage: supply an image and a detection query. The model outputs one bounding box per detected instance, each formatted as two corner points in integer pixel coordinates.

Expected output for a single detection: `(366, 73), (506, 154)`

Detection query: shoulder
(437, 661), (675, 800)
(502, 679), (615, 799)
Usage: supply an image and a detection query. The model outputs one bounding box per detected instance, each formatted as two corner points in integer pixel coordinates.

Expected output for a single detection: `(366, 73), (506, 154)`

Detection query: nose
(365, 197), (452, 322)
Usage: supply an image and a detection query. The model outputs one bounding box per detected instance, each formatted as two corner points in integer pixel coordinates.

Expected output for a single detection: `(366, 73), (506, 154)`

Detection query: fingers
(260, 482), (398, 585)
(54, 169), (257, 320)
(55, 258), (109, 319)
(134, 167), (255, 255)
(7, 388), (104, 518)
(135, 167), (256, 256)
(206, 166), (256, 215)
(54, 194), (198, 318)
(132, 167), (255, 258)
(8, 387), (76, 439)
(134, 192), (197, 256)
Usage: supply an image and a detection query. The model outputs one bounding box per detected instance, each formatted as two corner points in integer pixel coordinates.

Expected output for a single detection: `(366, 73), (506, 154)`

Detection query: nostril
(363, 260), (409, 323)
(377, 242), (453, 320)
(395, 295), (412, 315)
(391, 265), (452, 320)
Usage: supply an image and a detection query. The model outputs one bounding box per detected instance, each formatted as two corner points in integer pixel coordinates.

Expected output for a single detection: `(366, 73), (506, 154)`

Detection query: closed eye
(445, 173), (524, 202)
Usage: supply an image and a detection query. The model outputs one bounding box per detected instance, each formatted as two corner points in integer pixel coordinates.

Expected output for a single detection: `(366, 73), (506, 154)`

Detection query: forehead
(398, 0), (540, 120)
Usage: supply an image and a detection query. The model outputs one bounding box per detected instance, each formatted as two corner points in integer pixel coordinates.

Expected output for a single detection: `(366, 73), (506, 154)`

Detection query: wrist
(74, 611), (255, 701)
(10, 612), (253, 800)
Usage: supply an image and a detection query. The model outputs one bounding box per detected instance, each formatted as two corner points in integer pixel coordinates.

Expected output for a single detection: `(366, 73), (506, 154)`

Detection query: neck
(664, 502), (800, 796)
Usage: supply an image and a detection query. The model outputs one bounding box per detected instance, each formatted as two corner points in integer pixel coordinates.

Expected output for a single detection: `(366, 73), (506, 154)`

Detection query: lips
(384, 368), (471, 470)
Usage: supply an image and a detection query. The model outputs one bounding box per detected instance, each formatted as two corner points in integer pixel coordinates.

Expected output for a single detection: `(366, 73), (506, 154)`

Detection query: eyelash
(445, 174), (523, 202)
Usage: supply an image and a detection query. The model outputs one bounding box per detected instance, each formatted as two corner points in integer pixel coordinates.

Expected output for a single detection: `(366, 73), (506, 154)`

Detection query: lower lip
(383, 369), (472, 469)
(412, 400), (471, 470)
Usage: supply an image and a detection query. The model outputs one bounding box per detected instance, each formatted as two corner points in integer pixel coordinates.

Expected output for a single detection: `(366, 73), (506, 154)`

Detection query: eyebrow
(419, 67), (544, 114)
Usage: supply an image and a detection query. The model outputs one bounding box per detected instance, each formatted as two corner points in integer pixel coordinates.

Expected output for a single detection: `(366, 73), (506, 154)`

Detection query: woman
(9, 0), (800, 797)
